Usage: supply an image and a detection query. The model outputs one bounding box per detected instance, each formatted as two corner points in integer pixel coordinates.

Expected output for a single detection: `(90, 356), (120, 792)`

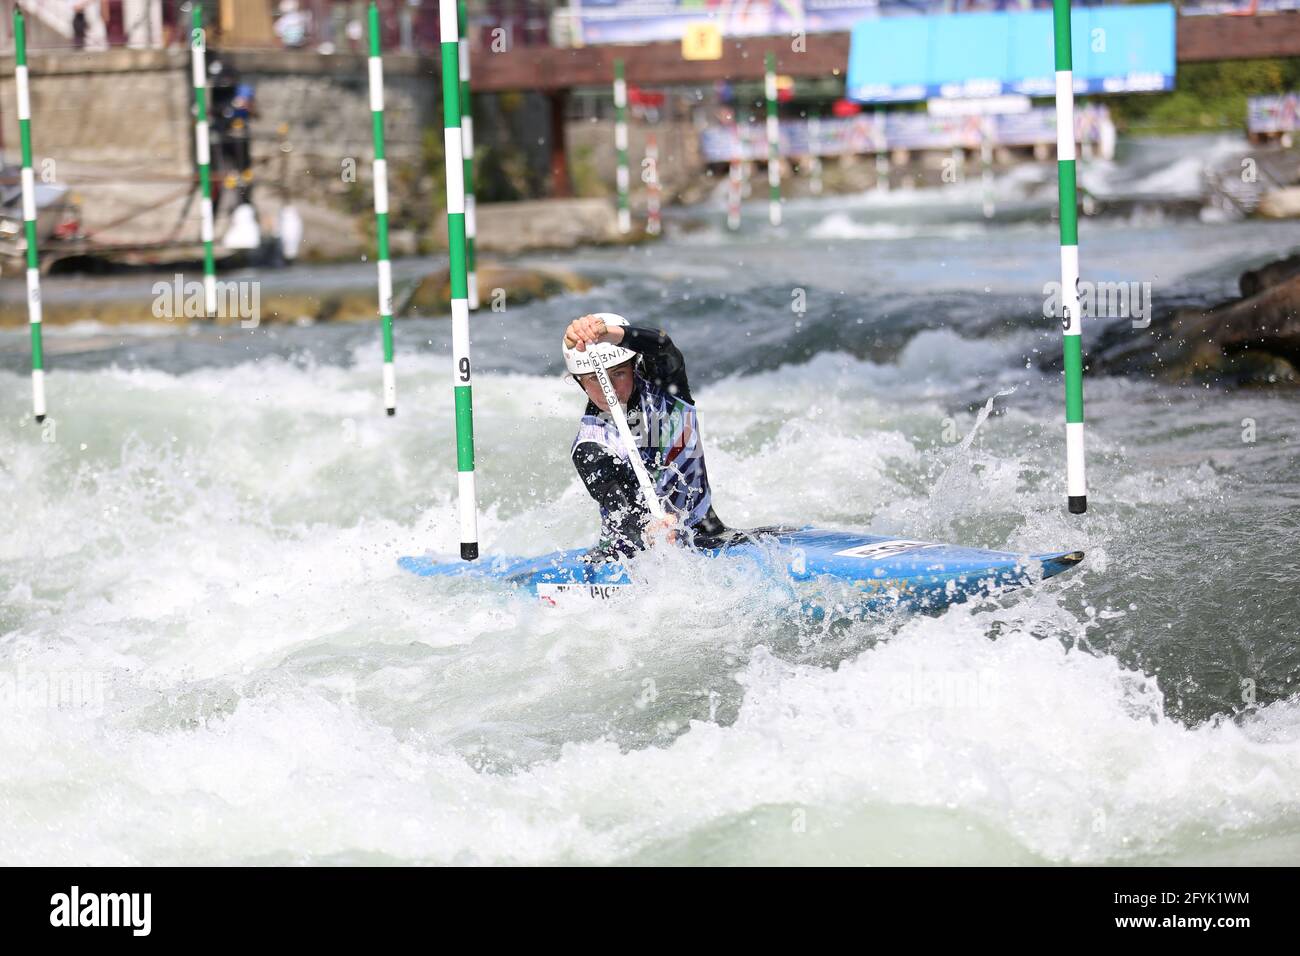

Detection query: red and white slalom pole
(726, 117), (742, 231)
(644, 132), (661, 236)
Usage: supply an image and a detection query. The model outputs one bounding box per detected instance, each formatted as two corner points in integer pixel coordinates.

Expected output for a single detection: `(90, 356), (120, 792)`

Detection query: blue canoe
(399, 528), (1084, 616)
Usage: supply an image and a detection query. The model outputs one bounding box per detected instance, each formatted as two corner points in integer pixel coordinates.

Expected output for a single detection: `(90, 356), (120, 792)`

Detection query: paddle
(588, 351), (669, 523)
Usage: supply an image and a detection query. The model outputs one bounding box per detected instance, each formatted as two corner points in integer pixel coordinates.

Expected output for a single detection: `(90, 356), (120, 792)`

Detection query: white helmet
(563, 312), (637, 375)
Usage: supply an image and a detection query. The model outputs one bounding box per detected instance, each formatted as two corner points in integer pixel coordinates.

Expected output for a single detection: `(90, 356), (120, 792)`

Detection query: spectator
(73, 0), (92, 48)
(275, 0), (311, 48)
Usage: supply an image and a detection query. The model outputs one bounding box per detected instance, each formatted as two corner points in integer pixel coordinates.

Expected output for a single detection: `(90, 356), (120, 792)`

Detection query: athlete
(564, 313), (730, 557)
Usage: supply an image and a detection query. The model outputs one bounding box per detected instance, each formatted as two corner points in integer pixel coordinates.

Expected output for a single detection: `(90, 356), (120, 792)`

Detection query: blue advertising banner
(846, 4), (1176, 103)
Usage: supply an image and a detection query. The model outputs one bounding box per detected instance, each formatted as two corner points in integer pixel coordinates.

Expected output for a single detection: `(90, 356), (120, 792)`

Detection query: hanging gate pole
(1053, 0), (1087, 515)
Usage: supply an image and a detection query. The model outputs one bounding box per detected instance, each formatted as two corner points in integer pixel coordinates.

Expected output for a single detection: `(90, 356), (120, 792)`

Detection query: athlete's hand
(644, 513), (679, 546)
(564, 314), (626, 352)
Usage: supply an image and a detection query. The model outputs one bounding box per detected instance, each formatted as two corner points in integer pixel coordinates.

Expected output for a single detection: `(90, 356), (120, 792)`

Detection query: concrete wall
(0, 48), (192, 171)
(0, 47), (433, 180)
(219, 48), (433, 194)
(567, 117), (701, 204)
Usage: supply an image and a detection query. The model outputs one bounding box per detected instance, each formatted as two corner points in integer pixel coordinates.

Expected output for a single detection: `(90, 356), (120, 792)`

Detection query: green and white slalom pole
(613, 59), (631, 235)
(190, 5), (216, 318)
(764, 52), (781, 226)
(1053, 0), (1087, 514)
(458, 0), (478, 309)
(367, 3), (397, 415)
(441, 0), (479, 560)
(13, 9), (45, 422)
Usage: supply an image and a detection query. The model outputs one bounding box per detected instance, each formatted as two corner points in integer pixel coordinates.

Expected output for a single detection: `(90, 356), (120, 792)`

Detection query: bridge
(470, 13), (1300, 91)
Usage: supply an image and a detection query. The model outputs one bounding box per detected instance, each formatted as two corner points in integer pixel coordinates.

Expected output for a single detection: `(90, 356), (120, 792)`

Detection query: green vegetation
(340, 130), (447, 257)
(475, 91), (546, 201)
(1105, 59), (1300, 134)
(568, 144), (608, 199)
(476, 140), (536, 201)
